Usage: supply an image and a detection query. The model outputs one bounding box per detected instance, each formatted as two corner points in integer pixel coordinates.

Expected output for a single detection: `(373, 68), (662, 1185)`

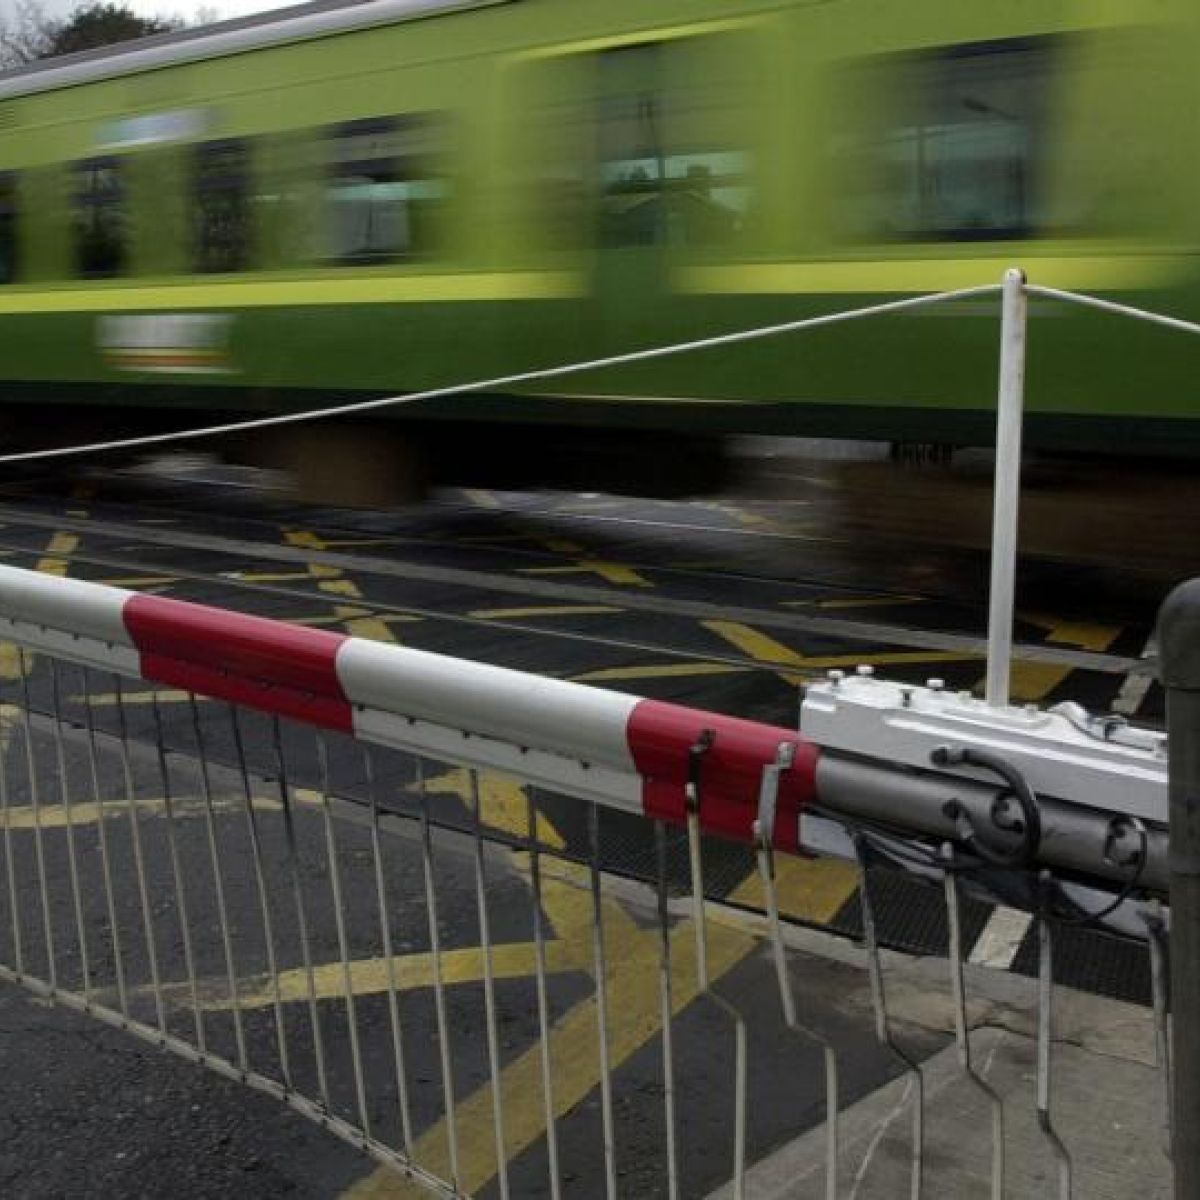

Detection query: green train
(0, 0), (1196, 498)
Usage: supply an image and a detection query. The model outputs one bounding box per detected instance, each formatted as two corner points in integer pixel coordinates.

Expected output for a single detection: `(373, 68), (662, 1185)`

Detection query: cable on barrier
(0, 283), (1002, 466)
(933, 745), (1042, 869)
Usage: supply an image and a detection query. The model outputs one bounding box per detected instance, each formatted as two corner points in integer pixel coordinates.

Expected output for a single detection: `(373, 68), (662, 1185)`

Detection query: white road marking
(968, 905), (1033, 969)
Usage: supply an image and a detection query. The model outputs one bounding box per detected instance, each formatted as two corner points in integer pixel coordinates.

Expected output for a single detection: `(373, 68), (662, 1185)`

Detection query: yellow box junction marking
(703, 619), (977, 685)
(728, 856), (859, 926)
(468, 604), (622, 620)
(989, 614), (1122, 702)
(343, 856), (758, 1200)
(520, 539), (652, 588)
(282, 529), (419, 642)
(424, 767), (565, 850)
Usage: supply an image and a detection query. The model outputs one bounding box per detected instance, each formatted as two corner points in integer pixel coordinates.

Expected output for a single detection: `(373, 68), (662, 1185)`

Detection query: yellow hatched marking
(424, 767), (565, 850)
(279, 529), (422, 642)
(728, 857), (860, 925)
(1000, 615), (1122, 702)
(521, 561), (651, 587)
(208, 942), (579, 1013)
(468, 604), (621, 620)
(703, 620), (975, 684)
(571, 661), (751, 683)
(77, 688), (194, 706)
(0, 793), (280, 830)
(799, 594), (925, 610)
(343, 857), (756, 1200)
(36, 531), (78, 576)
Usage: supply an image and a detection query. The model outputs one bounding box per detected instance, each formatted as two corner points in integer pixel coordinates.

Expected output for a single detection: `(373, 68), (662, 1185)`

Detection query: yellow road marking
(36, 531), (78, 577)
(571, 661), (751, 683)
(519, 538), (652, 588)
(206, 942), (580, 1012)
(703, 620), (976, 684)
(1001, 616), (1122, 702)
(0, 793), (280, 829)
(424, 767), (565, 850)
(344, 858), (756, 1200)
(80, 688), (196, 706)
(522, 561), (652, 586)
(468, 605), (621, 620)
(728, 857), (860, 925)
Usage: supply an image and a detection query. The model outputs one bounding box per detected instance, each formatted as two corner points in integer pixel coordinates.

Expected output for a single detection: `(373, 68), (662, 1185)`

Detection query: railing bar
(856, 840), (923, 1199)
(270, 714), (330, 1111)
(189, 694), (248, 1073)
(470, 768), (510, 1200)
(19, 650), (56, 992)
(1036, 887), (1073, 1200)
(1025, 282), (1200, 338)
(113, 673), (166, 1032)
(688, 805), (748, 1199)
(151, 693), (205, 1051)
(82, 671), (126, 1017)
(229, 703), (292, 1089)
(49, 659), (92, 1003)
(0, 679), (24, 978)
(419, 754), (461, 1189)
(527, 787), (561, 1200)
(588, 801), (618, 1200)
(364, 743), (414, 1153)
(1145, 899), (1172, 1158)
(755, 837), (838, 1200)
(320, 736), (372, 1140)
(655, 822), (680, 1200)
(943, 862), (1004, 1200)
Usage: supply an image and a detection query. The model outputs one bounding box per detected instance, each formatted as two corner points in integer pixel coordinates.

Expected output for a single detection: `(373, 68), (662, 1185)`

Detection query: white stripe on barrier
(337, 638), (641, 775)
(0, 563), (132, 648)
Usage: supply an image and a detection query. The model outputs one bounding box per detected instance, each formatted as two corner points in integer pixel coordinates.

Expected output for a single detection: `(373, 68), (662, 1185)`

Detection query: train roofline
(0, 0), (511, 102)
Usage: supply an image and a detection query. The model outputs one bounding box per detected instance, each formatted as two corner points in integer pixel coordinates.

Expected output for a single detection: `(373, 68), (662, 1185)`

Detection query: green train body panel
(0, 0), (1197, 451)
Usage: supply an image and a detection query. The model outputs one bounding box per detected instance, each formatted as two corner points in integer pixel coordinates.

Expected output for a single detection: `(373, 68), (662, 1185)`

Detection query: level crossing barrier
(0, 558), (1175, 1198)
(0, 267), (1196, 1195)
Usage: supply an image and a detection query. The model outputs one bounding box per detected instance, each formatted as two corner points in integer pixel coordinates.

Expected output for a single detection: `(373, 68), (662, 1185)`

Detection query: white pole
(985, 268), (1029, 709)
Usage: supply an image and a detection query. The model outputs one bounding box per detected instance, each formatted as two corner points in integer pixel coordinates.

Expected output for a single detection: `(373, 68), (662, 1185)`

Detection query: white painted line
(968, 905), (1033, 969)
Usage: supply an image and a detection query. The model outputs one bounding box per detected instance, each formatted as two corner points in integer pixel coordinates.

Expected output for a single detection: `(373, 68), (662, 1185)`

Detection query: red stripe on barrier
(124, 594), (353, 733)
(627, 700), (818, 852)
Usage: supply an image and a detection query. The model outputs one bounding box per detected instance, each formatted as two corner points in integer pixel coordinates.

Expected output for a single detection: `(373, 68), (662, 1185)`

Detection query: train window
(73, 157), (125, 278)
(0, 173), (16, 283)
(836, 39), (1057, 243)
(597, 40), (753, 250)
(326, 115), (445, 264)
(194, 138), (251, 274)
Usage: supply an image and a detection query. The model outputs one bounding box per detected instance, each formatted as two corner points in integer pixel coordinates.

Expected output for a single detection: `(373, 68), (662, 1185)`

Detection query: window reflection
(0, 173), (17, 283)
(194, 138), (250, 273)
(837, 39), (1057, 243)
(74, 157), (125, 278)
(326, 115), (445, 264)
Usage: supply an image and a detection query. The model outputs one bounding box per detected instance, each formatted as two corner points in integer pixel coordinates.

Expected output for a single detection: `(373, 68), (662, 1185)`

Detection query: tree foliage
(0, 1), (184, 68)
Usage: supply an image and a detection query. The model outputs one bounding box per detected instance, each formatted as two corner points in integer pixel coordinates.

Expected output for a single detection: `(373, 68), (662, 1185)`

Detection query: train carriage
(0, 0), (1195, 499)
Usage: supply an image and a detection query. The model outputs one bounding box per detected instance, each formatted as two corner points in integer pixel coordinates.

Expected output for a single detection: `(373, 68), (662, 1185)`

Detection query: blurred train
(0, 0), (1196, 500)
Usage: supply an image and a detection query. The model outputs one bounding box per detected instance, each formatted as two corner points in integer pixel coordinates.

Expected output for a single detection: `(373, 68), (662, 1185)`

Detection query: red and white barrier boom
(0, 561), (1167, 920)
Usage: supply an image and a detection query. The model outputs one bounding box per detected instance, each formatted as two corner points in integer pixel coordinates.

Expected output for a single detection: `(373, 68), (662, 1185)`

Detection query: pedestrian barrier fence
(0, 555), (1175, 1200)
(0, 269), (1193, 1197)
